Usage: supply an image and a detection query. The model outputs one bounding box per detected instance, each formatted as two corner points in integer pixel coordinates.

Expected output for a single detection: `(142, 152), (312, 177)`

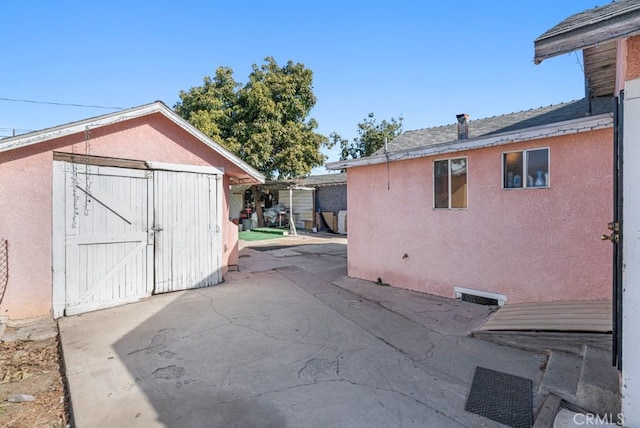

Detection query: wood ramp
(472, 301), (612, 355)
(478, 301), (612, 332)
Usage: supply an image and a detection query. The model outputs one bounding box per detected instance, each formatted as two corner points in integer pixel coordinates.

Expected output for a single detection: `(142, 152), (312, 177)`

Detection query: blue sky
(1, 1), (606, 173)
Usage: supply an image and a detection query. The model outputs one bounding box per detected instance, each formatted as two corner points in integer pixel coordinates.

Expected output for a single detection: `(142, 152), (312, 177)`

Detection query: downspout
(384, 137), (390, 190)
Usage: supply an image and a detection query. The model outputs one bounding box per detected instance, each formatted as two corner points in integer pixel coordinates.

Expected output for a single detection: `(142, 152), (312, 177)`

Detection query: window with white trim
(434, 157), (467, 209)
(503, 148), (549, 189)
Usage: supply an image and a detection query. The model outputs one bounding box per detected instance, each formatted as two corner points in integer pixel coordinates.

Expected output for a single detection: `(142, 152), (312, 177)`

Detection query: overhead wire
(0, 97), (125, 137)
(0, 97), (124, 110)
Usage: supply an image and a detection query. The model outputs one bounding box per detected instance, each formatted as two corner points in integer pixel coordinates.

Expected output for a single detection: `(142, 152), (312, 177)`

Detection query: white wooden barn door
(153, 170), (222, 293)
(61, 164), (153, 315)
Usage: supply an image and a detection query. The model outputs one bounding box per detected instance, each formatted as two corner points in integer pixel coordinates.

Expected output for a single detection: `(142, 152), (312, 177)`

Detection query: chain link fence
(0, 239), (7, 305)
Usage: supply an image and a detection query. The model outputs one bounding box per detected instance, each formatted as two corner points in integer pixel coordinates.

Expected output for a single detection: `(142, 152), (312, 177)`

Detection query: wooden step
(478, 301), (612, 333)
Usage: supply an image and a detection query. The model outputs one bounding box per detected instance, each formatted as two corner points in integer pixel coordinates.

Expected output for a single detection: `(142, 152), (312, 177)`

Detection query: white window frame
(501, 147), (550, 190)
(433, 156), (468, 210)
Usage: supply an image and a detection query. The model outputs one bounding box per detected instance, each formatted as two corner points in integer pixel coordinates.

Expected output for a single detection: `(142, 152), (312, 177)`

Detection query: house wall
(625, 35), (640, 81)
(0, 113), (242, 320)
(616, 34), (640, 92)
(346, 129), (612, 303)
(316, 185), (347, 213)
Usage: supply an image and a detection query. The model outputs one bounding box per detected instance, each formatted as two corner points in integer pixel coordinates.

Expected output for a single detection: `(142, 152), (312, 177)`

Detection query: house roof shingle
(375, 97), (613, 155)
(535, 0), (640, 44)
(534, 0), (640, 65)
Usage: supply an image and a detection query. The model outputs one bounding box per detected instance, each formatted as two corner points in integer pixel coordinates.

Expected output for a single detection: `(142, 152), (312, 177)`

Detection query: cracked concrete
(59, 235), (545, 427)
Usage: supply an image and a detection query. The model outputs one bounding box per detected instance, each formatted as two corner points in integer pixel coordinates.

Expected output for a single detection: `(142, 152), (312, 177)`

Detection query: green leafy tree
(333, 113), (404, 161)
(175, 57), (329, 179)
(175, 57), (330, 225)
(174, 66), (240, 145)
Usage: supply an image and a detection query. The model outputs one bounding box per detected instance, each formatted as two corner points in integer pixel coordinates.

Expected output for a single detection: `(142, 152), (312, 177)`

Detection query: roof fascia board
(0, 103), (162, 154)
(326, 113), (613, 170)
(534, 13), (640, 63)
(302, 181), (346, 187)
(288, 186), (315, 191)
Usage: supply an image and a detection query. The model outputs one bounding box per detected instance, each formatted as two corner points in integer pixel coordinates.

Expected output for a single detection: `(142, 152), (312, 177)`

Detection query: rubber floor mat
(465, 366), (533, 428)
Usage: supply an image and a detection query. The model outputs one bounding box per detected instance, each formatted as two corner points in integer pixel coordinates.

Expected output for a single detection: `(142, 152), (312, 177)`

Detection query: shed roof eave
(0, 101), (265, 184)
(155, 103), (264, 184)
(326, 113), (613, 170)
(0, 102), (163, 152)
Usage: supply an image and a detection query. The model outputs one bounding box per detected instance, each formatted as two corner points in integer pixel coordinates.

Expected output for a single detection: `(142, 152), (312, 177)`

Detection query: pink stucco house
(0, 102), (263, 321)
(327, 97), (614, 305)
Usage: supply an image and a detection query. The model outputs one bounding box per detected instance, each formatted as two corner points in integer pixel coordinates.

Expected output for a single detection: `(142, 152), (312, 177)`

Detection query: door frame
(612, 93), (624, 370)
(52, 160), (66, 318)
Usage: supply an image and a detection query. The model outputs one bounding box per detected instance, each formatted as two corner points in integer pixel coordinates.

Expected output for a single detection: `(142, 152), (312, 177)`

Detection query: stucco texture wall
(0, 113), (243, 320)
(346, 129), (613, 304)
(316, 185), (347, 213)
(626, 35), (640, 81)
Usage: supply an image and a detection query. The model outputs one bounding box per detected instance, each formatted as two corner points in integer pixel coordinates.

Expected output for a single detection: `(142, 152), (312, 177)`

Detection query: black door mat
(465, 366), (533, 428)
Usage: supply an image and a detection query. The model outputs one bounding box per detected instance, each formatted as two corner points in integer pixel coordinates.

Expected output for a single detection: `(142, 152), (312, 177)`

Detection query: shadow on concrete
(112, 312), (290, 427)
(61, 241), (546, 428)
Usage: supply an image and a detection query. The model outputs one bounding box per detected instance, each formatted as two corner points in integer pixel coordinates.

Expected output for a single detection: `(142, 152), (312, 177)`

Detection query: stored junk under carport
(230, 182), (315, 232)
(230, 172), (347, 234)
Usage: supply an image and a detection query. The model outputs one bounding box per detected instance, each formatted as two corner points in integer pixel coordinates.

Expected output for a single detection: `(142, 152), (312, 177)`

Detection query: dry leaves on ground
(0, 336), (69, 428)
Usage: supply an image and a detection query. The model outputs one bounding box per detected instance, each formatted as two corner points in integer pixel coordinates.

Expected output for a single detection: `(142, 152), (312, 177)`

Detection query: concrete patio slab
(59, 236), (546, 427)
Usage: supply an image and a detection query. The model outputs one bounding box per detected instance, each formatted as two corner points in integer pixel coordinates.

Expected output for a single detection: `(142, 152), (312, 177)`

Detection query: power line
(0, 97), (124, 110)
(0, 128), (35, 137)
(0, 127), (32, 133)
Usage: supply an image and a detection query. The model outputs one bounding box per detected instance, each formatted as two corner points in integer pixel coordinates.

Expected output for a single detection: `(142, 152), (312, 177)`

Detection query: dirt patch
(0, 336), (70, 427)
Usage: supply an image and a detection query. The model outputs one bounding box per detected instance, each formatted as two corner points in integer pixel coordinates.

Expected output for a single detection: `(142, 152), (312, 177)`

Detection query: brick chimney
(456, 114), (469, 140)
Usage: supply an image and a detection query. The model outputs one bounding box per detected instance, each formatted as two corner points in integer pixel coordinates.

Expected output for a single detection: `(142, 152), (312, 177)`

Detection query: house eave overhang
(287, 186), (315, 191)
(0, 102), (265, 184)
(259, 180), (316, 191)
(326, 113), (613, 170)
(534, 10), (640, 64)
(305, 182), (346, 188)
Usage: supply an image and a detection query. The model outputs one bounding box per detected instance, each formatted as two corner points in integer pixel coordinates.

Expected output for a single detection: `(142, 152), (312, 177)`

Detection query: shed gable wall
(0, 113), (239, 320)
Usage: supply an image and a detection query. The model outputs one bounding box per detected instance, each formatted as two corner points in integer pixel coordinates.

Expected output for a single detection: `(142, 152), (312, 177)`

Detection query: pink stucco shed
(0, 104), (262, 320)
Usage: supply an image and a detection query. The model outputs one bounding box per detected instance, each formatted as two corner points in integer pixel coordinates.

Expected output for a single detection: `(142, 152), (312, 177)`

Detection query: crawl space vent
(461, 293), (498, 306)
(454, 287), (506, 306)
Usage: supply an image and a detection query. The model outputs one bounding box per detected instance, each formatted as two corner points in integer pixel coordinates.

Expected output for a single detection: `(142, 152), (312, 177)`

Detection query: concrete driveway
(59, 235), (546, 427)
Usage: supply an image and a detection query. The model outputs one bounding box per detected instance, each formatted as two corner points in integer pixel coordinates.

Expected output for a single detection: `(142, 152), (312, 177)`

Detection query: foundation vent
(454, 286), (506, 306)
